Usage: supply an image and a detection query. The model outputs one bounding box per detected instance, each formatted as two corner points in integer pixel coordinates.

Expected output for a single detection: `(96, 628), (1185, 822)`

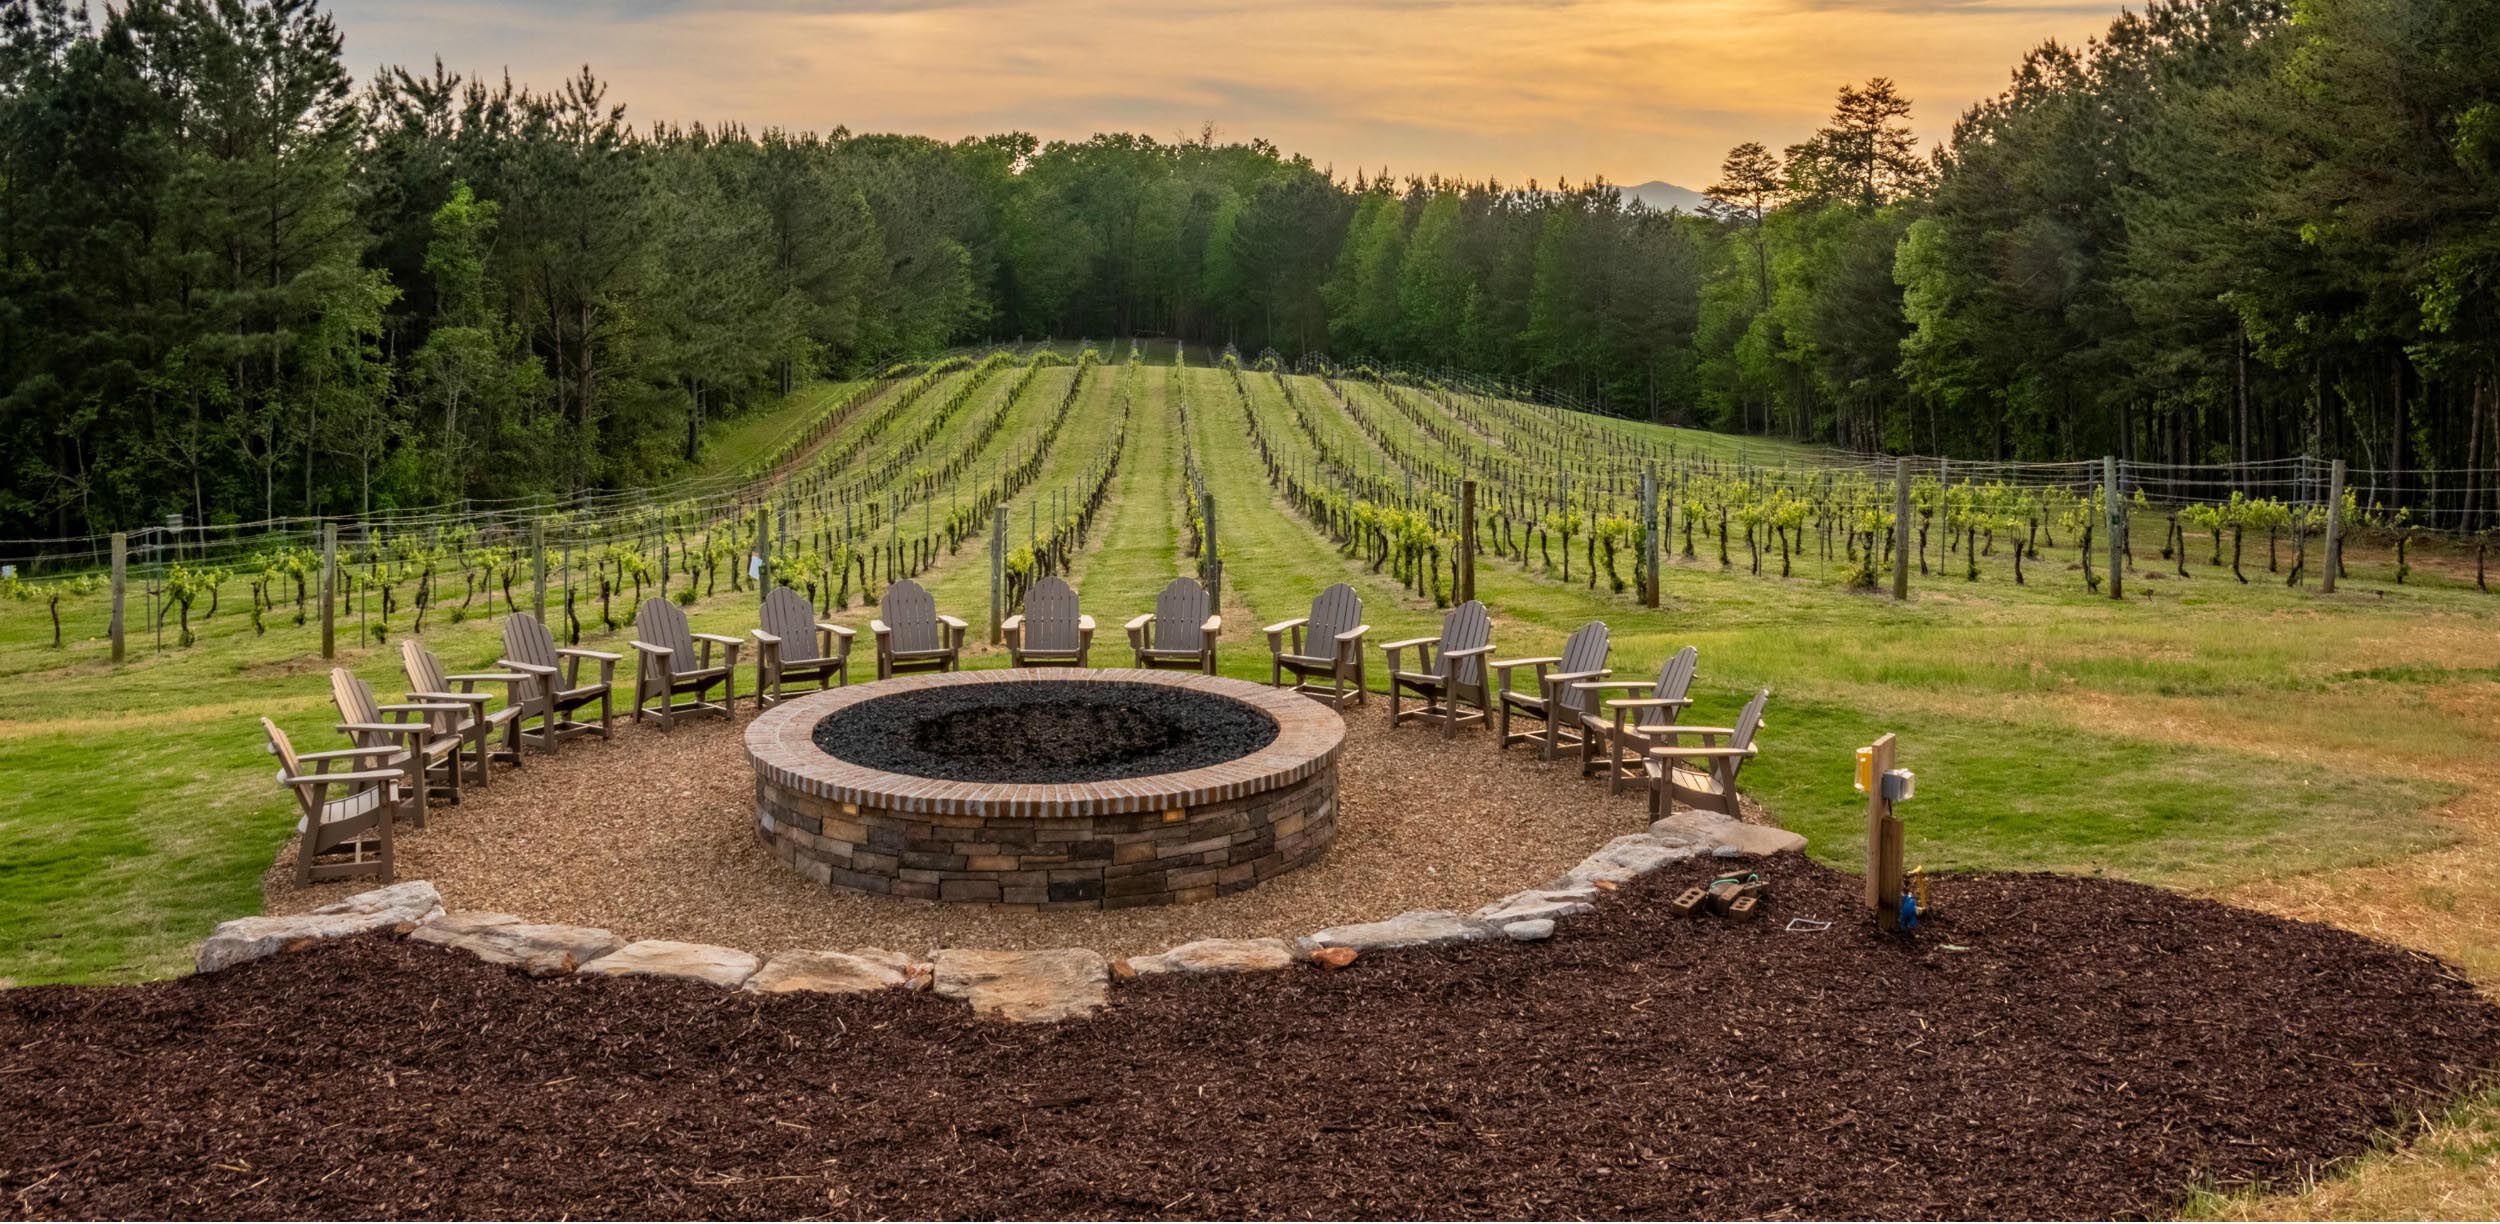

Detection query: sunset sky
(327, 0), (2134, 189)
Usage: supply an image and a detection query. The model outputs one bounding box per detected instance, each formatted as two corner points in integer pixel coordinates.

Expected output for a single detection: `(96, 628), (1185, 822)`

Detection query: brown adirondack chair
(498, 612), (617, 755)
(1266, 583), (1368, 707)
(1125, 576), (1220, 673)
(1577, 646), (1701, 794)
(1384, 600), (1495, 739)
(262, 717), (406, 885)
(871, 579), (966, 679)
(400, 638), (528, 785)
(1493, 620), (1612, 759)
(329, 666), (468, 817)
(1644, 688), (1770, 820)
(1002, 576), (1094, 667)
(753, 586), (855, 707)
(631, 597), (741, 728)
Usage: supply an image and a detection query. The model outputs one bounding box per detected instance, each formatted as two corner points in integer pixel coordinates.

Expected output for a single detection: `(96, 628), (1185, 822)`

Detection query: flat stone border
(196, 809), (1804, 1024)
(746, 668), (1345, 908)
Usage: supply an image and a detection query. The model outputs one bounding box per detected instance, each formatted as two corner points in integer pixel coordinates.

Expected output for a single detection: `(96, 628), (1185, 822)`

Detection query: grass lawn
(2, 359), (2496, 1215)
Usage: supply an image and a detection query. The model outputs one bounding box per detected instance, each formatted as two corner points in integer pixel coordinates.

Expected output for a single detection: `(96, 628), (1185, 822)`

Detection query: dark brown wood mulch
(4, 856), (2495, 1221)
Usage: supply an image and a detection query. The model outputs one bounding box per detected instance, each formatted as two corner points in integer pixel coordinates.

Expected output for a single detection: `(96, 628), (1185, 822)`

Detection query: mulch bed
(814, 679), (1279, 782)
(10, 856), (2497, 1220)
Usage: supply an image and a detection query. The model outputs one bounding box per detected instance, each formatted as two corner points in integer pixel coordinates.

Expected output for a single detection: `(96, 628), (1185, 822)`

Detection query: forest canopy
(0, 0), (2491, 538)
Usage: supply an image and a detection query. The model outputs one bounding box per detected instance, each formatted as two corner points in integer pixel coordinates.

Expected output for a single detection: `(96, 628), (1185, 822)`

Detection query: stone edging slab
(197, 810), (1803, 1023)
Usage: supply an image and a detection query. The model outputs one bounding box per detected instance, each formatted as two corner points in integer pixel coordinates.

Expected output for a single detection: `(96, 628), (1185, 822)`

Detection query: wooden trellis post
(2103, 456), (2124, 601)
(319, 522), (338, 659)
(2322, 459), (2346, 594)
(1459, 479), (1477, 604)
(1642, 465), (1660, 607)
(989, 504), (1008, 644)
(1892, 459), (1911, 601)
(531, 518), (547, 624)
(1201, 491), (1222, 606)
(109, 532), (127, 664)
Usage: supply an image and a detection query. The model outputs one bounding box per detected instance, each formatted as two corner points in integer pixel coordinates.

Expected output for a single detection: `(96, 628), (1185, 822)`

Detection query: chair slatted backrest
(502, 613), (560, 673)
(329, 667), (387, 752)
(1021, 577), (1083, 652)
(1307, 583), (1361, 647)
(637, 598), (699, 675)
(1553, 620), (1611, 717)
(759, 587), (822, 663)
(1437, 600), (1491, 686)
(1153, 577), (1208, 651)
(1731, 688), (1770, 754)
(262, 716), (305, 781)
(1637, 647), (1700, 730)
(882, 580), (941, 653)
(402, 639), (449, 695)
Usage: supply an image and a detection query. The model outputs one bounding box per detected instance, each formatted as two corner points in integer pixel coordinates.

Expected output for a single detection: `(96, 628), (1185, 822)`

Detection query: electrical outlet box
(1880, 768), (1916, 802)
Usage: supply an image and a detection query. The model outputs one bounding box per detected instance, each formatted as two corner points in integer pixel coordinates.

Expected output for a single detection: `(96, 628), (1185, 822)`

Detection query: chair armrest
(1335, 624), (1370, 644)
(1262, 616), (1308, 636)
(445, 671), (532, 684)
(1490, 655), (1562, 670)
(410, 690), (491, 706)
(1124, 613), (1154, 632)
(1645, 724), (1736, 736)
(1573, 680), (1656, 692)
(692, 632), (742, 647)
(337, 721), (426, 737)
(870, 619), (892, 636)
(291, 745), (404, 764)
(1604, 697), (1693, 710)
(497, 658), (558, 676)
(1541, 669), (1609, 694)
(1648, 745), (1757, 760)
(629, 641), (672, 659)
(1380, 636), (1440, 651)
(750, 629), (783, 646)
(1000, 615), (1024, 632)
(283, 767), (406, 789)
(1076, 615), (1096, 631)
(377, 702), (469, 716)
(937, 615), (969, 631)
(1441, 644), (1498, 660)
(1201, 614), (1222, 636)
(559, 648), (623, 662)
(818, 623), (855, 639)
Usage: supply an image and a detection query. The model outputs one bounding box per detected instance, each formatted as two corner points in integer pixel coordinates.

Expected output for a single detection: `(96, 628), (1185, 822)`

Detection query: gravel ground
(265, 704), (1725, 957)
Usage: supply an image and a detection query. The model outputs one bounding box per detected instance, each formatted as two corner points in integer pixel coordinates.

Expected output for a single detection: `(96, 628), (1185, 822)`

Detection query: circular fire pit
(745, 669), (1343, 909)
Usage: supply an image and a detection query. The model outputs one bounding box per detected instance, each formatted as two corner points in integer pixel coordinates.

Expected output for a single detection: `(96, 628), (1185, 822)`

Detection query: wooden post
(1459, 478), (1477, 604)
(2322, 458), (2346, 594)
(1201, 491), (1221, 606)
(531, 518), (547, 624)
(989, 504), (1007, 644)
(1642, 465), (1661, 608)
(2103, 455), (2124, 601)
(1863, 732), (1904, 931)
(1891, 458), (1911, 602)
(754, 502), (773, 597)
(319, 521), (338, 659)
(108, 532), (127, 664)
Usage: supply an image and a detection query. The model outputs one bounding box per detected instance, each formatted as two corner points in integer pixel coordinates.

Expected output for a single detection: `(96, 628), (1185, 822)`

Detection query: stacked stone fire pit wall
(746, 669), (1344, 909)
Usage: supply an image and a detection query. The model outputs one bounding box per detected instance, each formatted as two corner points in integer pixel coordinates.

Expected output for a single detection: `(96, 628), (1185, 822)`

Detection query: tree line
(1, 0), (2490, 541)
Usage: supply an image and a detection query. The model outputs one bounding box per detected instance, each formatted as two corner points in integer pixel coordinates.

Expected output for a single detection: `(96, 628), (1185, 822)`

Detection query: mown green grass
(0, 364), (2491, 993)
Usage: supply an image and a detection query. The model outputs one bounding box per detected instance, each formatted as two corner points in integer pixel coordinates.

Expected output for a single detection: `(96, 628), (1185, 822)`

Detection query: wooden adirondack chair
(1125, 577), (1220, 674)
(753, 586), (855, 707)
(1266, 583), (1368, 707)
(400, 638), (529, 785)
(1002, 576), (1095, 667)
(329, 666), (468, 817)
(1493, 620), (1612, 759)
(262, 717), (406, 885)
(1578, 646), (1701, 794)
(1644, 688), (1770, 820)
(871, 579), (966, 679)
(631, 597), (741, 728)
(1384, 600), (1495, 739)
(498, 612), (617, 755)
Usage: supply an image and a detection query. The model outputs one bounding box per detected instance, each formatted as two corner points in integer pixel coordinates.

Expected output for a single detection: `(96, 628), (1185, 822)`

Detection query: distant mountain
(1619, 180), (1711, 215)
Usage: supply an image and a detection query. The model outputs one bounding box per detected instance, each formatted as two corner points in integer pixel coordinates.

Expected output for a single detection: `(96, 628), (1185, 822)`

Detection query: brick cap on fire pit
(744, 668), (1345, 818)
